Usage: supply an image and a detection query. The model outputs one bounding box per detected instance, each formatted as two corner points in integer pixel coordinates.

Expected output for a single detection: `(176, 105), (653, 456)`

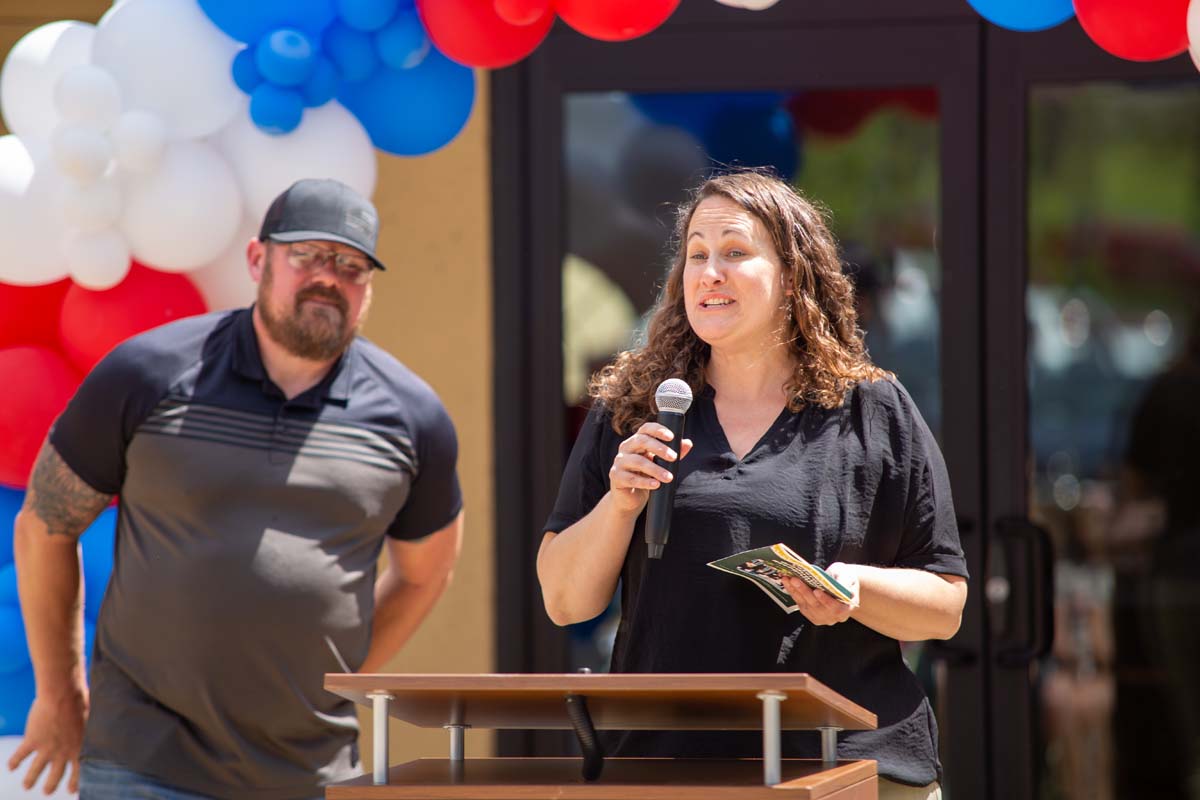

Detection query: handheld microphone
(645, 378), (693, 559)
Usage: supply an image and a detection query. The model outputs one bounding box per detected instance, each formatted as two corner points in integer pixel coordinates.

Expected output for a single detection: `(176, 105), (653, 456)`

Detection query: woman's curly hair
(591, 170), (889, 434)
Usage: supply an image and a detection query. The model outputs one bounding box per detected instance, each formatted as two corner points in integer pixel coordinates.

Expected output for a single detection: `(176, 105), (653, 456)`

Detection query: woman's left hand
(783, 562), (860, 626)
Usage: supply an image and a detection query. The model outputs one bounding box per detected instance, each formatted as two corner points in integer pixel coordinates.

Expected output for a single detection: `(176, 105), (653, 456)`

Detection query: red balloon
(1075, 0), (1189, 61)
(891, 87), (939, 119)
(788, 90), (893, 138)
(417, 0), (554, 68)
(59, 262), (208, 375)
(0, 280), (70, 349)
(0, 346), (81, 488)
(555, 0), (680, 42)
(494, 0), (551, 26)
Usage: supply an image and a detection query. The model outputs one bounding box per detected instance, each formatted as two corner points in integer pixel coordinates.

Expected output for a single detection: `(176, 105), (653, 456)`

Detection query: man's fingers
(22, 753), (48, 791)
(41, 758), (67, 795)
(68, 759), (81, 794)
(7, 739), (32, 771)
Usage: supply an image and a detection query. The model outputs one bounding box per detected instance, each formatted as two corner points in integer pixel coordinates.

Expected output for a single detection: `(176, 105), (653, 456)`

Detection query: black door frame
(982, 23), (1200, 800)
(492, 0), (987, 786)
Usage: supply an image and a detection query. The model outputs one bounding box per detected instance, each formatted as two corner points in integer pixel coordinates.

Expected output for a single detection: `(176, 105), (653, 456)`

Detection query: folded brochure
(707, 543), (853, 613)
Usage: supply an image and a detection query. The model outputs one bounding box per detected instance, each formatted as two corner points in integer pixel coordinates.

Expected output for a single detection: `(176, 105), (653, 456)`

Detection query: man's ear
(247, 238), (266, 283)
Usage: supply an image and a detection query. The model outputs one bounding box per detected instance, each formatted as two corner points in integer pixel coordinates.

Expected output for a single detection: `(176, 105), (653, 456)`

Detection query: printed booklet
(707, 543), (853, 613)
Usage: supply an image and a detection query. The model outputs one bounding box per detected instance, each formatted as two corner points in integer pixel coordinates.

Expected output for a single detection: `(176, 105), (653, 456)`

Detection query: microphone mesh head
(654, 378), (694, 414)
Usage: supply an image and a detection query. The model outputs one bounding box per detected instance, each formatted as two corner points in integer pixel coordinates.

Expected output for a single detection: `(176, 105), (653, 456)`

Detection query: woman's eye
(727, 249), (745, 258)
(688, 251), (707, 260)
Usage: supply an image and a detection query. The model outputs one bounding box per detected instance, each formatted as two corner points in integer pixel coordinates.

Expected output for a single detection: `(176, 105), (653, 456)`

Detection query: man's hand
(8, 685), (89, 794)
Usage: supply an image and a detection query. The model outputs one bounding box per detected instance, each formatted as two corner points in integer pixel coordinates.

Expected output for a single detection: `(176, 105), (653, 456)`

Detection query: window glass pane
(562, 88), (942, 673)
(1026, 81), (1200, 800)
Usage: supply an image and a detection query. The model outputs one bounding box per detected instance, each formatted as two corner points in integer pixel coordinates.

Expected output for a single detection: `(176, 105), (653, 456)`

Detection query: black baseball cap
(259, 178), (386, 271)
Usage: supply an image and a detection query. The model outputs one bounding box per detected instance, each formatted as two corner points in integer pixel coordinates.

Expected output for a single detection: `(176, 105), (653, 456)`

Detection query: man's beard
(257, 262), (367, 361)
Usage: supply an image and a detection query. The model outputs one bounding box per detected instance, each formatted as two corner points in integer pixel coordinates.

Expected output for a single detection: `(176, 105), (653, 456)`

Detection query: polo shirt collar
(232, 306), (356, 408)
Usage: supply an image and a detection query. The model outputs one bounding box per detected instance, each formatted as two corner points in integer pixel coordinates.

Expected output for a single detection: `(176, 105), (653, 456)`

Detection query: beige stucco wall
(359, 76), (496, 764)
(1, 0), (496, 768)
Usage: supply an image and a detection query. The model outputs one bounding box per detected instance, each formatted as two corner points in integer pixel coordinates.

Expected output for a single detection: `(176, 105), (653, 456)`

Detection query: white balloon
(50, 124), (113, 184)
(54, 64), (122, 129)
(212, 101), (377, 223)
(1189, 0), (1200, 72)
(0, 135), (70, 285)
(111, 110), (167, 173)
(0, 21), (94, 142)
(714, 0), (780, 7)
(61, 176), (122, 232)
(119, 140), (243, 272)
(188, 215), (259, 311)
(65, 229), (132, 290)
(92, 0), (241, 139)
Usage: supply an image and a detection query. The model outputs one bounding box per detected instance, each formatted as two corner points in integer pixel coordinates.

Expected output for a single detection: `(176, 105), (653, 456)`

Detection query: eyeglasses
(282, 243), (374, 285)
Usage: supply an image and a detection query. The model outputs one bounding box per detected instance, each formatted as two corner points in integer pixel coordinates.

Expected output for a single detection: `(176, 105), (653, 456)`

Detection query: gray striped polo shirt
(51, 308), (462, 799)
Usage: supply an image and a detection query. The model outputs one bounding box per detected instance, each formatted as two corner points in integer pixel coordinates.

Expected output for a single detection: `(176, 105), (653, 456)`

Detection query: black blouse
(543, 378), (968, 786)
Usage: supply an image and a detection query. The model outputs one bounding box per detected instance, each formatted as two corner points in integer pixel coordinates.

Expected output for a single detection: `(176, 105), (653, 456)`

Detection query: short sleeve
(385, 400), (462, 540)
(543, 404), (616, 535)
(892, 386), (969, 578)
(49, 342), (162, 496)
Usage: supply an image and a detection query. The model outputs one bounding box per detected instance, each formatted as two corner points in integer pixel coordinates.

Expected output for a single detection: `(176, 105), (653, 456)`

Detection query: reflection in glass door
(1025, 81), (1200, 800)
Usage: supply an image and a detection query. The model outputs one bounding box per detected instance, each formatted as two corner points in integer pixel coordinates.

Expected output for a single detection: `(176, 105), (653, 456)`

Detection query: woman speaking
(536, 170), (967, 800)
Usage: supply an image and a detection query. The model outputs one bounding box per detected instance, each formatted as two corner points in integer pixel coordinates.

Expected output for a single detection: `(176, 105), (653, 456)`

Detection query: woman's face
(683, 195), (789, 354)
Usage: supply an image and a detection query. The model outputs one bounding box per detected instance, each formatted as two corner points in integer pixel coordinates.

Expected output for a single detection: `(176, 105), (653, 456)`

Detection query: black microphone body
(645, 408), (686, 560)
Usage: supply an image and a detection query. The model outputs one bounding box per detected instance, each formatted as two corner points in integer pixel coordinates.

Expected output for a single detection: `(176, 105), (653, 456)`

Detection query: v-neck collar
(698, 385), (793, 464)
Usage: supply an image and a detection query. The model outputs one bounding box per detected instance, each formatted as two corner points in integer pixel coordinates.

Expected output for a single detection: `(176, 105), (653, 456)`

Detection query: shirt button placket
(270, 407), (288, 465)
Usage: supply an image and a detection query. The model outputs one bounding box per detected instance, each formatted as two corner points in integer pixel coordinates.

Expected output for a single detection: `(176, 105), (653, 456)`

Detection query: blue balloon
(630, 91), (785, 141)
(0, 485), (21, 566)
(337, 0), (401, 32)
(302, 56), (340, 107)
(197, 0), (338, 43)
(81, 506), (117, 624)
(374, 11), (429, 71)
(0, 564), (15, 607)
(339, 45), (474, 156)
(324, 21), (381, 83)
(966, 0), (1074, 31)
(256, 29), (318, 87)
(0, 604), (29, 674)
(250, 84), (306, 134)
(0, 663), (33, 735)
(702, 105), (800, 180)
(231, 47), (264, 93)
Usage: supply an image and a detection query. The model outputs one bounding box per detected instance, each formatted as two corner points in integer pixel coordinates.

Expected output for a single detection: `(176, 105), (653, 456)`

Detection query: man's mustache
(295, 285), (348, 315)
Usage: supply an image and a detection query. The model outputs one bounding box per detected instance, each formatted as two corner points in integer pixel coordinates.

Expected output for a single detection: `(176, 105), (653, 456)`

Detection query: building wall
(0, 0), (496, 768)
(357, 76), (496, 765)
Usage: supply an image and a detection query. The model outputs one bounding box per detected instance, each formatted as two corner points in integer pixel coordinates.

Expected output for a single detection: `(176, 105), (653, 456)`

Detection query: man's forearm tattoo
(25, 444), (113, 539)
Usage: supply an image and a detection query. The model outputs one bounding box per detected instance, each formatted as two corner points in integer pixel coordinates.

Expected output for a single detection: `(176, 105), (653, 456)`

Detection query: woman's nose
(699, 259), (726, 285)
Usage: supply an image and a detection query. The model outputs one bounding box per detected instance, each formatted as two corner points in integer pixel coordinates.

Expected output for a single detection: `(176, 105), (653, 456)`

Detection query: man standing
(8, 179), (465, 799)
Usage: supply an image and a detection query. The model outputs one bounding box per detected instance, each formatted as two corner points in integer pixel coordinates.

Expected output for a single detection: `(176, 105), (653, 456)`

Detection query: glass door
(985, 24), (1200, 800)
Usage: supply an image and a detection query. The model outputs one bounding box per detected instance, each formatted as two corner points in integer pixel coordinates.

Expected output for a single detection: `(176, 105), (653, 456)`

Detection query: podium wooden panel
(324, 674), (878, 799)
(326, 759), (876, 799)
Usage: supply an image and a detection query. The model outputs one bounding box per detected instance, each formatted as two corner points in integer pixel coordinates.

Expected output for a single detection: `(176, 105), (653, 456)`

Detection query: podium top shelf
(324, 673), (877, 732)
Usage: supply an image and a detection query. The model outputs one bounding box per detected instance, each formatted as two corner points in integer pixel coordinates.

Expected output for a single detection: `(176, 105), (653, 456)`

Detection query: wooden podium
(323, 673), (878, 799)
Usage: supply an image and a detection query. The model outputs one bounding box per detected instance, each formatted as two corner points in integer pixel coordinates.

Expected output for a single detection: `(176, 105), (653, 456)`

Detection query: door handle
(993, 515), (1055, 668)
